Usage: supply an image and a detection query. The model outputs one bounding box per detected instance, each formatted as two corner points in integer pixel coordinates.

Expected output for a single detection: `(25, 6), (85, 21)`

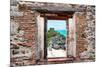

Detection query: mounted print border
(10, 0), (95, 66)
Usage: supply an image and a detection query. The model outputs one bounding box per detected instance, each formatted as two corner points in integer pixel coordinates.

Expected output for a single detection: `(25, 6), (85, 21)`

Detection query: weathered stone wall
(10, 1), (38, 66)
(75, 6), (95, 61)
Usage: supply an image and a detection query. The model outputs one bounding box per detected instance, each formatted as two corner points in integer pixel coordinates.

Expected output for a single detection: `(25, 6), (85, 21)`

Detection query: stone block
(11, 11), (23, 17)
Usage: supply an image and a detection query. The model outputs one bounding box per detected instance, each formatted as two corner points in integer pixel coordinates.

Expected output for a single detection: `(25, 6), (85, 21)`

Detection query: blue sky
(47, 20), (67, 30)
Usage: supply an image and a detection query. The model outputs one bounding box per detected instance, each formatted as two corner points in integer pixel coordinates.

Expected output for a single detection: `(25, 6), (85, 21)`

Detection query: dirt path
(47, 48), (67, 58)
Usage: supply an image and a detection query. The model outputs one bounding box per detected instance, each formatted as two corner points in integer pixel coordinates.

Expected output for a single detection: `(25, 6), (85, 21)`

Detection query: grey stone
(10, 11), (23, 16)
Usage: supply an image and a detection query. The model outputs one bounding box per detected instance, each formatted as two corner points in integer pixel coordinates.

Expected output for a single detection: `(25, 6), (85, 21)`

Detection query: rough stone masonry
(10, 0), (95, 66)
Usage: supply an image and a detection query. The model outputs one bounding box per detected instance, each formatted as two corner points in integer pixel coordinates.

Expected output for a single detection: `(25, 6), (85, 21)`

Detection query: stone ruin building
(10, 0), (95, 66)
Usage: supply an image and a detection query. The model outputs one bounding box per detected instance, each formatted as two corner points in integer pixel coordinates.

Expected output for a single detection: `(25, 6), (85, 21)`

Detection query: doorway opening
(39, 13), (76, 63)
(46, 20), (67, 58)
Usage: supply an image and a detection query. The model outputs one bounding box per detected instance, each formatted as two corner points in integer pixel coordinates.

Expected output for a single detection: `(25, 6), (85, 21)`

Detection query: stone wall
(10, 1), (95, 66)
(75, 6), (95, 61)
(10, 1), (38, 66)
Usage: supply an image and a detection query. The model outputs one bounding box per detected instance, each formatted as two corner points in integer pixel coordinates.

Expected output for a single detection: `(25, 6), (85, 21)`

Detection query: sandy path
(47, 48), (67, 58)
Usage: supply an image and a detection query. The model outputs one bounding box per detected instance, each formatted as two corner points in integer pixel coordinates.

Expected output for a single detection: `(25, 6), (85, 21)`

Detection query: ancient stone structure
(10, 0), (95, 66)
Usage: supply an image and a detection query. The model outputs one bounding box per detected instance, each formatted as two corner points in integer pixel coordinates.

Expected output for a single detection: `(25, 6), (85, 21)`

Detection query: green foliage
(47, 29), (59, 38)
(46, 28), (65, 47)
(46, 28), (58, 46)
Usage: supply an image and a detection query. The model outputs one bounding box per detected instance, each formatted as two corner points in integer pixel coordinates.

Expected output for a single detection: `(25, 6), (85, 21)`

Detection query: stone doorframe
(35, 11), (77, 62)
